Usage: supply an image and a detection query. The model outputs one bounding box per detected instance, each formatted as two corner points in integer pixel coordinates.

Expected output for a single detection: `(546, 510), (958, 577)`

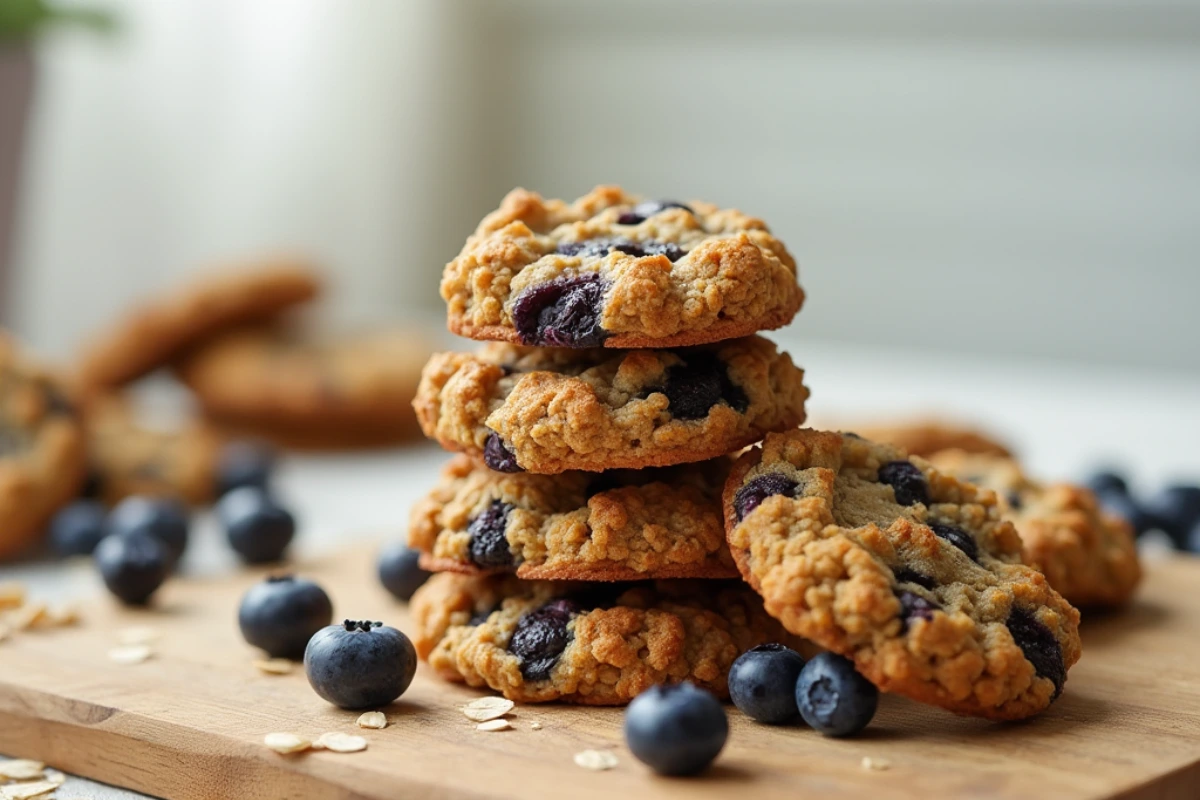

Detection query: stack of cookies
(408, 186), (812, 703)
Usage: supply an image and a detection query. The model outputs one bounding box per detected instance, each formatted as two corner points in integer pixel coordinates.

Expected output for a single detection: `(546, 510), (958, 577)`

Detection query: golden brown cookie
(176, 326), (430, 450)
(78, 257), (320, 390)
(410, 454), (738, 581)
(928, 450), (1141, 608)
(851, 420), (1013, 459)
(410, 572), (802, 704)
(723, 429), (1082, 721)
(442, 186), (804, 349)
(0, 335), (87, 560)
(413, 336), (808, 474)
(84, 394), (222, 506)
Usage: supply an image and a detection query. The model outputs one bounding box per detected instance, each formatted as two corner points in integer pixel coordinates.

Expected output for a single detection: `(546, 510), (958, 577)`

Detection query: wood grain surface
(1, 547), (1199, 800)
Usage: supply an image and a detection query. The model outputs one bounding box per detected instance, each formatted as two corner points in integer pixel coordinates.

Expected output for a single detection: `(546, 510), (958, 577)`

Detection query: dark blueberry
(657, 353), (747, 421)
(1186, 517), (1200, 554)
(878, 461), (930, 507)
(107, 496), (190, 564)
(511, 273), (608, 348)
(304, 620), (417, 709)
(1085, 469), (1128, 498)
(617, 200), (694, 225)
(624, 683), (728, 776)
(1007, 607), (1066, 698)
(94, 530), (170, 605)
(893, 569), (937, 591)
(48, 500), (108, 557)
(896, 589), (939, 630)
(216, 441), (276, 497)
(508, 599), (578, 681)
(483, 433), (523, 473)
(734, 473), (799, 521)
(1097, 491), (1158, 539)
(728, 643), (806, 724)
(930, 522), (978, 561)
(467, 500), (515, 569)
(377, 543), (431, 601)
(1006, 491), (1024, 510)
(795, 652), (878, 737)
(238, 575), (333, 659)
(1143, 485), (1200, 546)
(217, 487), (296, 564)
(557, 236), (684, 262)
(612, 239), (685, 261)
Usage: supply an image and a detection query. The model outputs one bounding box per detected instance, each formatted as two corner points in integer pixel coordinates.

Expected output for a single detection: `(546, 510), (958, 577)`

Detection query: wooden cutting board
(2, 546), (1199, 800)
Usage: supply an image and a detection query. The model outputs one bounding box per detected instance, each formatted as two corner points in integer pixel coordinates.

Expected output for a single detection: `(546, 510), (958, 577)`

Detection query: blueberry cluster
(1086, 470), (1200, 551)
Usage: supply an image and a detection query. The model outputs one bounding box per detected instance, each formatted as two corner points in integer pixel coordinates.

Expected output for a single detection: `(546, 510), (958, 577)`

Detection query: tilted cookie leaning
(722, 428), (1082, 721)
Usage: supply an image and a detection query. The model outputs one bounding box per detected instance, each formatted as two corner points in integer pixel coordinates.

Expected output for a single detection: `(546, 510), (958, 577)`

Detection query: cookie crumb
(356, 711), (387, 729)
(574, 750), (618, 771)
(861, 756), (891, 771)
(264, 733), (311, 755)
(0, 759), (45, 780)
(252, 658), (293, 675)
(530, 721), (543, 730)
(0, 583), (24, 611)
(107, 645), (153, 665)
(116, 625), (159, 646)
(462, 696), (514, 722)
(317, 732), (367, 753)
(476, 719), (512, 732)
(1, 780), (59, 799)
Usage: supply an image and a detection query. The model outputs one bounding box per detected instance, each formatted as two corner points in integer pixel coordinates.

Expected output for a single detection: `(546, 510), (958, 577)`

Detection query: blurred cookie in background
(175, 326), (431, 450)
(84, 393), (223, 506)
(846, 419), (1013, 459)
(0, 333), (87, 560)
(77, 255), (322, 392)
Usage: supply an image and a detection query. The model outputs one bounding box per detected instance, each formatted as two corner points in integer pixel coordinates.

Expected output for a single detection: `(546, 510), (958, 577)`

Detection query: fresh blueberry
(734, 473), (799, 521)
(377, 543), (431, 601)
(483, 433), (523, 473)
(94, 530), (170, 605)
(304, 619), (417, 709)
(624, 683), (728, 776)
(617, 200), (694, 225)
(728, 643), (806, 724)
(1007, 607), (1066, 698)
(511, 273), (608, 348)
(107, 496), (190, 564)
(556, 237), (684, 262)
(878, 461), (929, 507)
(658, 353), (748, 421)
(216, 441), (275, 497)
(238, 575), (333, 659)
(896, 588), (939, 630)
(1085, 469), (1128, 498)
(929, 523), (978, 561)
(1097, 491), (1158, 538)
(508, 599), (578, 681)
(795, 652), (878, 737)
(217, 487), (296, 564)
(1186, 517), (1200, 554)
(467, 500), (515, 569)
(1143, 485), (1200, 546)
(49, 500), (108, 557)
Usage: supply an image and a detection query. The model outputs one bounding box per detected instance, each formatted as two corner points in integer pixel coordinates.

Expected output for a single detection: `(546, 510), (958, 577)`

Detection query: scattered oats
(264, 733), (311, 755)
(41, 604), (80, 627)
(461, 696), (514, 722)
(530, 721), (543, 730)
(476, 719), (512, 732)
(8, 603), (47, 631)
(115, 626), (159, 646)
(1, 781), (58, 799)
(574, 750), (618, 771)
(356, 712), (387, 729)
(107, 645), (153, 665)
(43, 769), (66, 787)
(0, 759), (45, 780)
(861, 756), (891, 771)
(316, 732), (367, 753)
(0, 583), (24, 610)
(253, 658), (293, 675)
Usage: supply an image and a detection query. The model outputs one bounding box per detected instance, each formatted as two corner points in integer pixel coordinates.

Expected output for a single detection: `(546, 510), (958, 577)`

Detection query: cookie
(928, 450), (1141, 608)
(410, 454), (738, 581)
(413, 336), (808, 474)
(410, 572), (801, 704)
(175, 326), (430, 449)
(84, 394), (222, 506)
(852, 420), (1013, 459)
(78, 257), (320, 390)
(442, 186), (803, 349)
(0, 335), (87, 560)
(723, 428), (1082, 720)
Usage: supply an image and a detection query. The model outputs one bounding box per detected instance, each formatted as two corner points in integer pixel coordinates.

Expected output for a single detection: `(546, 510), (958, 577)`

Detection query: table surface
(3, 337), (1198, 799)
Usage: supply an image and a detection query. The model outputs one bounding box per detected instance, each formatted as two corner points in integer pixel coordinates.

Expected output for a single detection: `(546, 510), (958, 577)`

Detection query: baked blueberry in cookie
(723, 429), (1082, 720)
(442, 186), (803, 349)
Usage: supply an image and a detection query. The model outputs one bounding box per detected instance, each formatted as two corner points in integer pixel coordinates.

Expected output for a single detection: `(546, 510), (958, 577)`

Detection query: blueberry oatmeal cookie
(410, 454), (738, 580)
(723, 429), (1082, 720)
(78, 257), (321, 391)
(442, 186), (803, 349)
(929, 450), (1141, 608)
(0, 335), (87, 560)
(413, 336), (807, 474)
(409, 572), (800, 704)
(852, 420), (1013, 459)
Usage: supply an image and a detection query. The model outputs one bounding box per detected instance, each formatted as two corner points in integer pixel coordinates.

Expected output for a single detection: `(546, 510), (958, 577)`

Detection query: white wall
(10, 0), (1200, 372)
